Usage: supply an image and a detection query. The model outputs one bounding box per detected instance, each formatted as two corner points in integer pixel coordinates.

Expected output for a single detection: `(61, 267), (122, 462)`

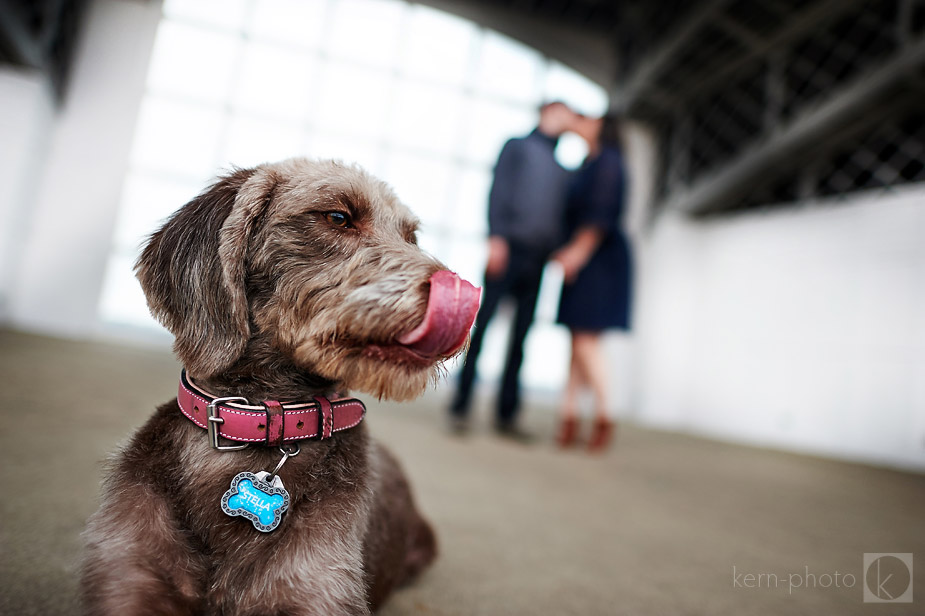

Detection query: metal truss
(440, 0), (925, 214)
(613, 0), (925, 214)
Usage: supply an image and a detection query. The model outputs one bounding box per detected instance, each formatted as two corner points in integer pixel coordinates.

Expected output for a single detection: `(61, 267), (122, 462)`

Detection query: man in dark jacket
(450, 101), (576, 439)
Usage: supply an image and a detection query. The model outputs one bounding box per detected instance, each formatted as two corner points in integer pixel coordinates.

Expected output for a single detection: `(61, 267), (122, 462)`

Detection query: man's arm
(487, 139), (522, 240)
(485, 139), (523, 278)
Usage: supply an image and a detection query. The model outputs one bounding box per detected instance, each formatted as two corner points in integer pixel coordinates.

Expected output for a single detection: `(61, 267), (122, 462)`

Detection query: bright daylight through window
(98, 0), (607, 388)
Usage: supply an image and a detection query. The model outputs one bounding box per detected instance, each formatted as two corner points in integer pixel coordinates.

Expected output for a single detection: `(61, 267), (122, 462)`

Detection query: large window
(99, 0), (607, 388)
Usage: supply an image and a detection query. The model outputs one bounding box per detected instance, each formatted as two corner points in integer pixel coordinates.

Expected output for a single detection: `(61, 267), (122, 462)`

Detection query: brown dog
(80, 158), (480, 615)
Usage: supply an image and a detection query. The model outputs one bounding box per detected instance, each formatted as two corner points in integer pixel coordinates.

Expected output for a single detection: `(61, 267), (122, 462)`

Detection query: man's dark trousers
(451, 244), (548, 426)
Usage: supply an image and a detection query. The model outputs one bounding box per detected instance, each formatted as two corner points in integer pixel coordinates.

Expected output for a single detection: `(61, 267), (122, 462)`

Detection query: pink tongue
(398, 270), (481, 357)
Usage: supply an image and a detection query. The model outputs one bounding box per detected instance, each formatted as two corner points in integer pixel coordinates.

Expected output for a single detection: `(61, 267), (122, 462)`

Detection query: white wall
(0, 69), (55, 320)
(5, 0), (162, 337)
(634, 187), (925, 471)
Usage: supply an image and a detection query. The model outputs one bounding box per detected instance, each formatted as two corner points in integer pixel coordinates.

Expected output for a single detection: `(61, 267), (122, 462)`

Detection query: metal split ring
(268, 443), (301, 478)
(280, 443), (300, 457)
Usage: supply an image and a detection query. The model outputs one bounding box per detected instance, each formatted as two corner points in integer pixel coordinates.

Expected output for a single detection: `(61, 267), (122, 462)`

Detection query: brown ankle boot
(588, 418), (615, 452)
(556, 417), (579, 448)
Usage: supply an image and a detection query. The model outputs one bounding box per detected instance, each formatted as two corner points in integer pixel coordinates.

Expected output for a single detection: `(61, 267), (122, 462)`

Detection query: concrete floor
(1, 328), (923, 615)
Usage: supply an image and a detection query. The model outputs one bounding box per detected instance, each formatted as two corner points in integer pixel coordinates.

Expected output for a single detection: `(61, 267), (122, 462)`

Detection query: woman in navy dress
(553, 113), (632, 451)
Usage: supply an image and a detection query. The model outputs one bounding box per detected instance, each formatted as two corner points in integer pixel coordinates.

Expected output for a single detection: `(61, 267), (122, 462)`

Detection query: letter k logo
(863, 553), (913, 603)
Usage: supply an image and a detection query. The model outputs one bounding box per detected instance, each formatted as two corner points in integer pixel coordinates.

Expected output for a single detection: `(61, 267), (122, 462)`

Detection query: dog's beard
(291, 338), (441, 401)
(260, 258), (478, 401)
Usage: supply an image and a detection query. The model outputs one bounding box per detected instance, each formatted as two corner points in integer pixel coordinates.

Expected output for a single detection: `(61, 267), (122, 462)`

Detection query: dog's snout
(397, 271), (481, 358)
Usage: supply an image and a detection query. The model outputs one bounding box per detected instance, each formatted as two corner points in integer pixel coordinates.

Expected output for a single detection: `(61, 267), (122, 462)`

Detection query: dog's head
(136, 158), (480, 400)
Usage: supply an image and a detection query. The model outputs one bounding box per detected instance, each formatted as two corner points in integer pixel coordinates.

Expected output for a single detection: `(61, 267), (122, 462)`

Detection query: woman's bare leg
(562, 335), (586, 420)
(558, 334), (588, 446)
(571, 331), (610, 421)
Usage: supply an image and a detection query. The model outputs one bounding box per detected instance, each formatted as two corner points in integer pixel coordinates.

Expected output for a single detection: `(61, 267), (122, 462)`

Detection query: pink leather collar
(177, 370), (365, 449)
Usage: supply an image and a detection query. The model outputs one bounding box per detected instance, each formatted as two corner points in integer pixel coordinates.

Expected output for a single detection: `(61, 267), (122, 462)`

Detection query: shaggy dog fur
(81, 158), (472, 615)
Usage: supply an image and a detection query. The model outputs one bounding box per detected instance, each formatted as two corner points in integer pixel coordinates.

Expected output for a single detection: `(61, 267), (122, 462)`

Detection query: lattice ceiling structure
(3, 0), (923, 215)
(442, 0), (925, 215)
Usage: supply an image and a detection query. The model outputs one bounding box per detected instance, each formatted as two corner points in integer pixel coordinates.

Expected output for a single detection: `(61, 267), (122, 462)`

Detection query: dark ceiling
(0, 0), (87, 100)
(425, 0), (925, 213)
(4, 0), (922, 213)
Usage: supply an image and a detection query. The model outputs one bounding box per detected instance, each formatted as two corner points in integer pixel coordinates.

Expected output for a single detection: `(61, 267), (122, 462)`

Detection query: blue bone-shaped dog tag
(221, 471), (290, 532)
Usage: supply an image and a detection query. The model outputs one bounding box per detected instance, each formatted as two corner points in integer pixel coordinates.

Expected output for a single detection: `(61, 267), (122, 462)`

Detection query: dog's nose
(398, 271), (481, 358)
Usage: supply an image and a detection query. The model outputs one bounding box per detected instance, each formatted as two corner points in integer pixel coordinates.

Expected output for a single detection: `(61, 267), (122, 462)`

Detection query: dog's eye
(324, 212), (352, 228)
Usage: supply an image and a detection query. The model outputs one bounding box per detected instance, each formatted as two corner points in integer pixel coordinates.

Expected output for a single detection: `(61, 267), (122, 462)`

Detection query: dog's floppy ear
(136, 167), (278, 377)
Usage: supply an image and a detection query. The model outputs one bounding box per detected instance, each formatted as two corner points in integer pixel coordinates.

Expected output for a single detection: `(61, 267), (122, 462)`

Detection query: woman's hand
(552, 227), (604, 284)
(552, 245), (586, 284)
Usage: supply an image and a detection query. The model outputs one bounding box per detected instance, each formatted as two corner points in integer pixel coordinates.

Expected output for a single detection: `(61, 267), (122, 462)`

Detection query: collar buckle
(207, 397), (251, 451)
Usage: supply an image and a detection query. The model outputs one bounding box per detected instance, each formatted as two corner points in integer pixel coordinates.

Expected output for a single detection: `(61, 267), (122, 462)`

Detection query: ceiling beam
(662, 35), (925, 215)
(410, 0), (618, 89)
(612, 0), (731, 112)
(664, 0), (867, 112)
(714, 14), (765, 53)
